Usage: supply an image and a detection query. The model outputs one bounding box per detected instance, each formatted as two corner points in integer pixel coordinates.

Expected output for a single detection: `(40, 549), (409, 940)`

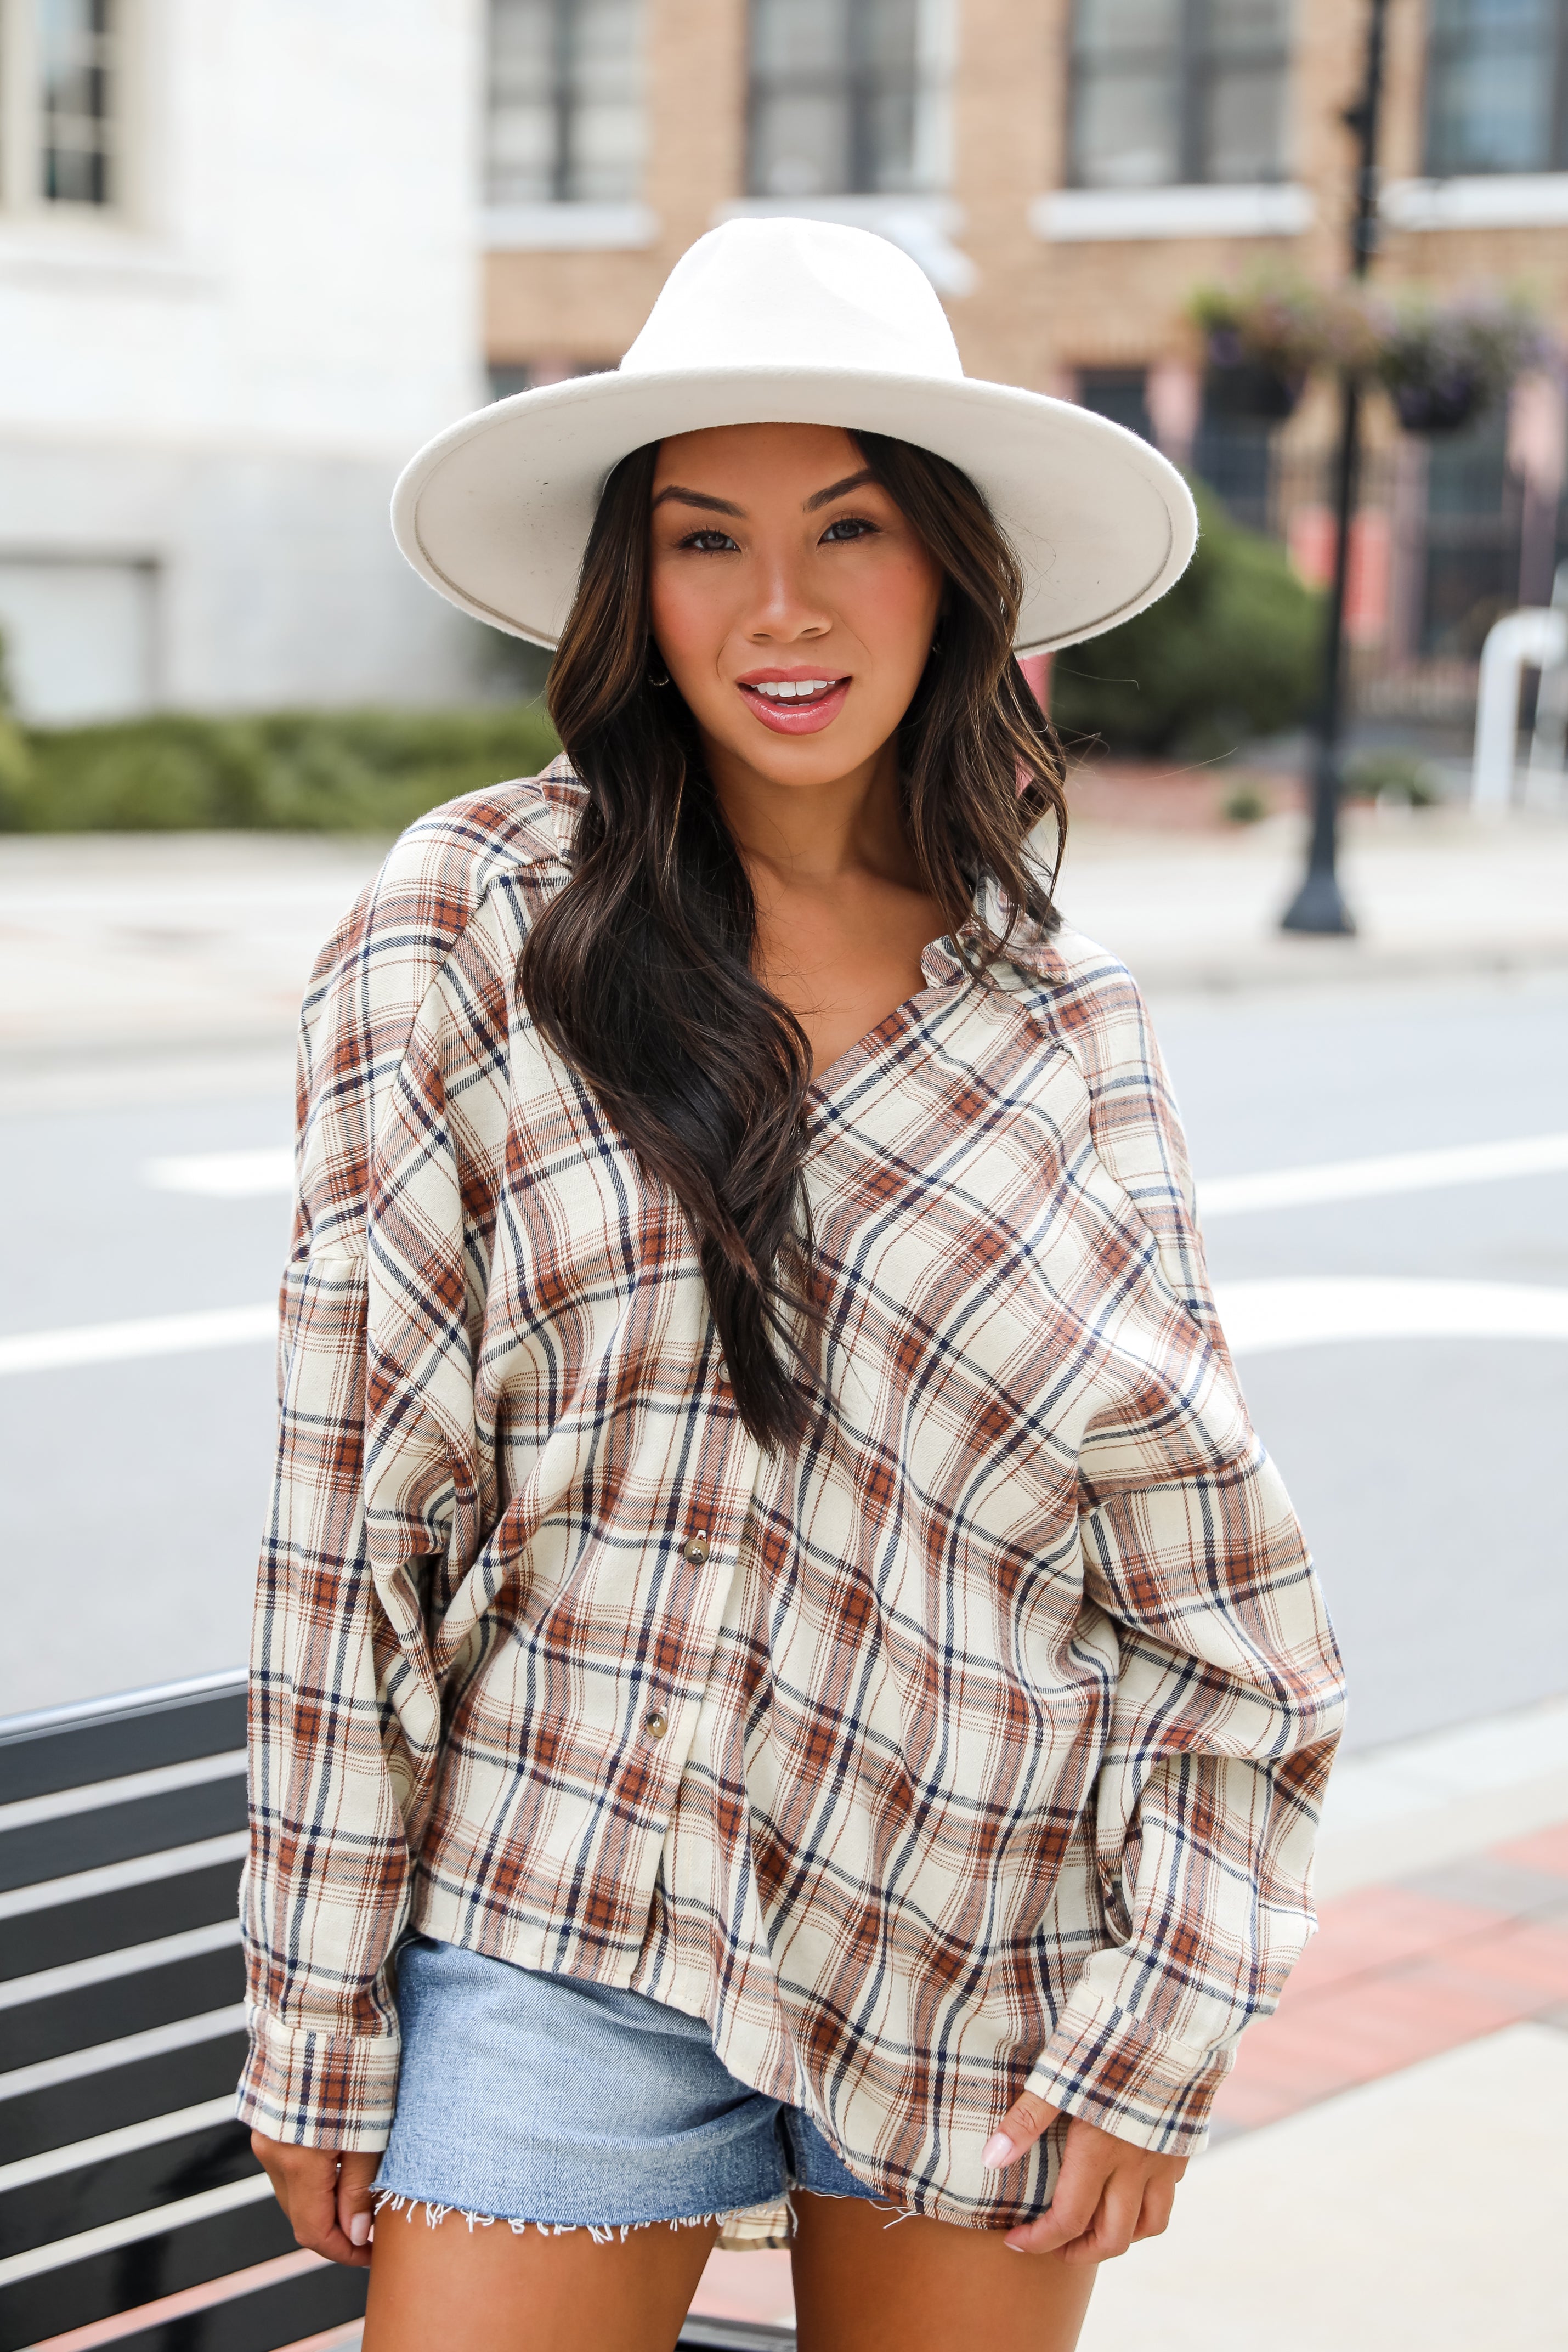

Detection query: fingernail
(981, 2132), (1016, 2168)
(349, 2211), (371, 2247)
(1004, 2235), (1028, 2252)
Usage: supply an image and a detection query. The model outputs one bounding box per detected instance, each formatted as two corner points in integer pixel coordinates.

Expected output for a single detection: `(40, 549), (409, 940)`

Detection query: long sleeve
(1023, 1364), (1342, 2151)
(236, 796), (542, 2146)
(1022, 935), (1345, 2153)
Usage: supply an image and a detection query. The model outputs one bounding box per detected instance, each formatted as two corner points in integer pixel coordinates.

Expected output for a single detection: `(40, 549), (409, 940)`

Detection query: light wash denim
(372, 1936), (880, 2232)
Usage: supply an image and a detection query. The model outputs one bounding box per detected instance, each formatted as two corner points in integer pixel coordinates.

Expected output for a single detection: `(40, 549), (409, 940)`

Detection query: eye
(820, 513), (879, 544)
(678, 528), (740, 553)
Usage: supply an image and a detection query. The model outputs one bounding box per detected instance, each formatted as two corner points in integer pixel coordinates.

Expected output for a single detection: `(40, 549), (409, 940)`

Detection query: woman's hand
(982, 2091), (1187, 2261)
(251, 2132), (381, 2268)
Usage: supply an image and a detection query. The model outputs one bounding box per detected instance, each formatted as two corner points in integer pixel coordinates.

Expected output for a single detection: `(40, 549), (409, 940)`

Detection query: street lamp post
(1281, 0), (1391, 936)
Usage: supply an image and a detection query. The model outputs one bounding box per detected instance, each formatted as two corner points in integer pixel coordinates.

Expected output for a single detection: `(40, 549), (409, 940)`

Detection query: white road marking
(1198, 1131), (1568, 1217)
(0, 1304), (275, 1375)
(0, 2169), (271, 2287)
(0, 1918), (242, 2012)
(0, 1750), (245, 1834)
(143, 1148), (293, 1197)
(1216, 1275), (1568, 1356)
(7, 1133), (1566, 1379)
(140, 1131), (1568, 1216)
(0, 2096), (237, 2194)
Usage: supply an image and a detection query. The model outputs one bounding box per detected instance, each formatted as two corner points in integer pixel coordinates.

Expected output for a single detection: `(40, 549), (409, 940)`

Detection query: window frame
(1422, 0), (1568, 178)
(744, 0), (952, 202)
(485, 0), (646, 211)
(1066, 0), (1293, 193)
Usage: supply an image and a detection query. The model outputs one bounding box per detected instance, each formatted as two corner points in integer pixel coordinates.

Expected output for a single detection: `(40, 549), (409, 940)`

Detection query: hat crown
(621, 217), (965, 383)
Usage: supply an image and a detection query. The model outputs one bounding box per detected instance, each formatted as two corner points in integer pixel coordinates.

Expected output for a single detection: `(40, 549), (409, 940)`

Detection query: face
(647, 422), (944, 791)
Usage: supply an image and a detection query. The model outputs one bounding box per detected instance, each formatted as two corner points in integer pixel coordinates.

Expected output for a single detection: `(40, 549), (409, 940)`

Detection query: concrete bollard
(1472, 606), (1568, 816)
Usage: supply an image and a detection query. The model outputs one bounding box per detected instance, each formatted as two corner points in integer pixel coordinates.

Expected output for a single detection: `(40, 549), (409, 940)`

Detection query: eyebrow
(803, 467), (876, 511)
(649, 467), (878, 520)
(650, 485), (744, 516)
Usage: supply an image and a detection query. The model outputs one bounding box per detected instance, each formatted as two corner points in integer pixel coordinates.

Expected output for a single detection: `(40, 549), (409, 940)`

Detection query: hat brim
(391, 365), (1198, 656)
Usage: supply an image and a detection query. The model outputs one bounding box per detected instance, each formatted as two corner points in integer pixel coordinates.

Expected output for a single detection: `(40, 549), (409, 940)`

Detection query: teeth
(751, 679), (836, 699)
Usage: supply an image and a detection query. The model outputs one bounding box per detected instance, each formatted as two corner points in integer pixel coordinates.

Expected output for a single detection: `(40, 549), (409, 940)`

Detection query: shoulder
(992, 914), (1166, 1103)
(291, 762), (581, 1205)
(331, 759), (574, 963)
(303, 761), (577, 1023)
(994, 913), (1209, 1292)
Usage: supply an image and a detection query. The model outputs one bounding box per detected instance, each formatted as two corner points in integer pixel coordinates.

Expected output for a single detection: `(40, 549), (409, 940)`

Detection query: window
(747, 0), (948, 199)
(1077, 368), (1154, 440)
(40, 0), (116, 202)
(0, 557), (156, 721)
(1420, 410), (1525, 655)
(486, 0), (644, 206)
(1068, 0), (1292, 190)
(0, 0), (121, 210)
(1424, 0), (1568, 176)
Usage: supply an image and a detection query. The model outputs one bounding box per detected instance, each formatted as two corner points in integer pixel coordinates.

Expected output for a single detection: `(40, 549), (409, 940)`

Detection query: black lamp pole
(1281, 0), (1391, 935)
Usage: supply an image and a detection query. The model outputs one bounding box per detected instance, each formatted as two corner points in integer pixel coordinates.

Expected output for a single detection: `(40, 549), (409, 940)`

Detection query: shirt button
(643, 1707), (669, 1740)
(683, 1532), (710, 1565)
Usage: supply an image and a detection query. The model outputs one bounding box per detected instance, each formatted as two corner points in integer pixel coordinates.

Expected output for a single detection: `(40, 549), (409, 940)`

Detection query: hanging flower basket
(1188, 280), (1327, 423)
(1373, 293), (1549, 437)
(1202, 332), (1305, 420)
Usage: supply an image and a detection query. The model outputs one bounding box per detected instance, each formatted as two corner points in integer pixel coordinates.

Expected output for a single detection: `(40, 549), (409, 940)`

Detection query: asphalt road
(3, 966), (1565, 1748)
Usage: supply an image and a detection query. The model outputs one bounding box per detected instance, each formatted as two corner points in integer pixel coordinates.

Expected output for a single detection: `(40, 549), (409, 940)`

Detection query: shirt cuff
(236, 2006), (400, 2151)
(1025, 1996), (1233, 2155)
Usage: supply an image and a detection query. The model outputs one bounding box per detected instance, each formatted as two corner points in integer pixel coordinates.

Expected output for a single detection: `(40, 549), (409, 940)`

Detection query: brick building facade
(482, 0), (1568, 704)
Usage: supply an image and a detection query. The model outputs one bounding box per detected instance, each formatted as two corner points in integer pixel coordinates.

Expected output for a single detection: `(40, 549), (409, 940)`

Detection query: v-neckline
(803, 932), (971, 1121)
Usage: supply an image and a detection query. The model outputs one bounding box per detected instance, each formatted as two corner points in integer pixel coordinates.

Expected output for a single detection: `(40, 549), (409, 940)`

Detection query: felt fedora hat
(392, 217), (1197, 655)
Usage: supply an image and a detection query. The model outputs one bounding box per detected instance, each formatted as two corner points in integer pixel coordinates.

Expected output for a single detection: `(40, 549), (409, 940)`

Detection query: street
(3, 859), (1565, 1749)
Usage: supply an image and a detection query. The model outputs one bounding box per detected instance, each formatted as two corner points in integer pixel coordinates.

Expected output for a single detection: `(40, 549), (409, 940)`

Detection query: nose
(743, 541), (832, 647)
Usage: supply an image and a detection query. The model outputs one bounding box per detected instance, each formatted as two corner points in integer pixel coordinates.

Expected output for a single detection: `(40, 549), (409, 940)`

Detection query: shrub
(0, 703), (562, 834)
(1342, 746), (1445, 806)
(1222, 782), (1270, 823)
(0, 626), (35, 804)
(1050, 487), (1322, 759)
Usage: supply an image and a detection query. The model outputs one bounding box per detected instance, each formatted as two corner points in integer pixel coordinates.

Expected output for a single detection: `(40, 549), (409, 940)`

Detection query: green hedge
(1050, 484), (1323, 759)
(0, 703), (562, 834)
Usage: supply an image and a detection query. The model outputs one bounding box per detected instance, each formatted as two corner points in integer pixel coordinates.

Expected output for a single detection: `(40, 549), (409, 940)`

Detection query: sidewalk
(1, 805), (1566, 1102)
(1059, 802), (1568, 993)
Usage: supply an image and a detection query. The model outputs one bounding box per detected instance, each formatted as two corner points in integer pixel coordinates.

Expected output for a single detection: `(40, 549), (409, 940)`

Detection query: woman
(241, 221), (1344, 2352)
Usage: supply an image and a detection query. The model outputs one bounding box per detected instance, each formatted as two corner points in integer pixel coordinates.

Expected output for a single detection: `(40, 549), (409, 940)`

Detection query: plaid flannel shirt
(238, 759), (1344, 2227)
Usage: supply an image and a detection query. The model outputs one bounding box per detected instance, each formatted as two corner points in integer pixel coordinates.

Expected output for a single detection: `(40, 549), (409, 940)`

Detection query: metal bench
(0, 1673), (791, 2352)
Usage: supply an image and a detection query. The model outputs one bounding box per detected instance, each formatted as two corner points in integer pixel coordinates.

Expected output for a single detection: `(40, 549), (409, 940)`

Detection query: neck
(700, 733), (919, 889)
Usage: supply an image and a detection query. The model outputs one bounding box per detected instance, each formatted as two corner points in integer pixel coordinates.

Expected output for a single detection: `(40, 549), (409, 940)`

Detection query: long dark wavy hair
(520, 430), (1067, 1447)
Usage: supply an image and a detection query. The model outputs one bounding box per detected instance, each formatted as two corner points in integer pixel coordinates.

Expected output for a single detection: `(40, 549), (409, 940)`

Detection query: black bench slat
(2, 1862), (244, 1986)
(1, 2033), (250, 2169)
(0, 2122), (257, 2263)
(0, 2192), (298, 2350)
(0, 1778), (246, 1897)
(0, 1946), (245, 2076)
(0, 1684), (246, 1808)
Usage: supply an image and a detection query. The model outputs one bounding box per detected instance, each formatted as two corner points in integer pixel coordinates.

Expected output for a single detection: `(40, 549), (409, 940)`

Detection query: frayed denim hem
(371, 2187), (794, 2246)
(371, 2184), (908, 2243)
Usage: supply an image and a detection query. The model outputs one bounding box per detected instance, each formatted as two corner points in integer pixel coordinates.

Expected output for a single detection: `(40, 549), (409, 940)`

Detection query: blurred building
(0, 0), (485, 722)
(483, 0), (1568, 716)
(8, 2), (1565, 726)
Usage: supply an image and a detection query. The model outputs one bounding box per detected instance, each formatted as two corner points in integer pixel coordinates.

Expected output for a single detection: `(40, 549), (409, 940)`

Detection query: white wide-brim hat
(392, 218), (1197, 655)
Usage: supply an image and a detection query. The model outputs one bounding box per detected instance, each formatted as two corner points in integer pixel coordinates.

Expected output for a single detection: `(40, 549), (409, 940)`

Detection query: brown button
(683, 1532), (710, 1566)
(643, 1707), (669, 1740)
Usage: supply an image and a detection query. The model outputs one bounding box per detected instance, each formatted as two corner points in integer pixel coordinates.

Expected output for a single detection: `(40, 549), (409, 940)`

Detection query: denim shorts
(372, 1936), (882, 2235)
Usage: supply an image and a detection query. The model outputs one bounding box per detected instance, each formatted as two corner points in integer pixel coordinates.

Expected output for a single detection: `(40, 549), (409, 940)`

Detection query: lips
(736, 672), (852, 736)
